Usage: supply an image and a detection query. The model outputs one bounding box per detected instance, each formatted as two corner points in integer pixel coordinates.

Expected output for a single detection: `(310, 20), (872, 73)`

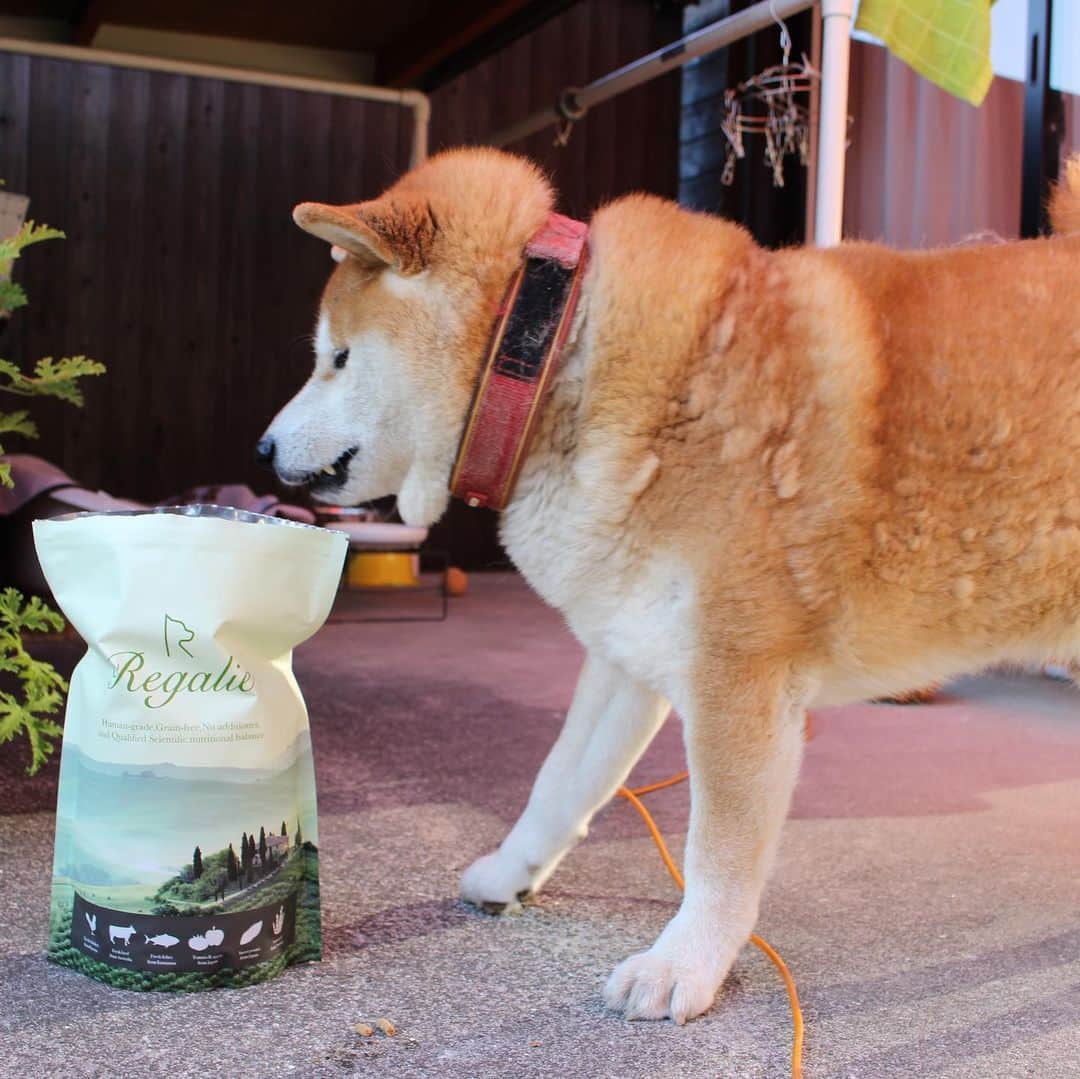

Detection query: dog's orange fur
(1051, 156), (1080, 236)
(512, 173), (1080, 701)
(277, 149), (1080, 1023)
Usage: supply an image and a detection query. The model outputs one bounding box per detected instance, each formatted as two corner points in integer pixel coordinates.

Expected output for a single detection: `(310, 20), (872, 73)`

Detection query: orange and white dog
(261, 149), (1080, 1023)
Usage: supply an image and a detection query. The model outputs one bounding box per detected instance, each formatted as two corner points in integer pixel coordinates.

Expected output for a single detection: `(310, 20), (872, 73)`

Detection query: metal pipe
(812, 0), (853, 245)
(409, 94), (431, 167)
(488, 0), (854, 248)
(0, 36), (431, 165)
(802, 2), (823, 246)
(489, 0), (815, 148)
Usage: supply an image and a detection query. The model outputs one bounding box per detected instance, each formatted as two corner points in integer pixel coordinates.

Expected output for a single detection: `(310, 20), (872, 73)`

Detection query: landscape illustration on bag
(48, 728), (322, 990)
(155, 819), (304, 910)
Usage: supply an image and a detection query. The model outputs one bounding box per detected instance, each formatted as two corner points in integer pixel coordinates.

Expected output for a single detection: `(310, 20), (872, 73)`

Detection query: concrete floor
(2, 572), (1079, 1078)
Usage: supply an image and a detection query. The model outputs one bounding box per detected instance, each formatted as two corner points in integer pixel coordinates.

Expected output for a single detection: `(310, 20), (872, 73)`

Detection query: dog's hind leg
(459, 652), (670, 911)
(604, 660), (813, 1023)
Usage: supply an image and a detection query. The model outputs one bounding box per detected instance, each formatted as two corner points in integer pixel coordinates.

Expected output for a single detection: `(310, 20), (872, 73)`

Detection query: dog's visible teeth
(322, 465), (336, 475)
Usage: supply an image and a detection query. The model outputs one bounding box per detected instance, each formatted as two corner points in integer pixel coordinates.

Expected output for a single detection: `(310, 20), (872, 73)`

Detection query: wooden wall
(0, 51), (412, 503)
(430, 0), (680, 219)
(0, 0), (680, 566)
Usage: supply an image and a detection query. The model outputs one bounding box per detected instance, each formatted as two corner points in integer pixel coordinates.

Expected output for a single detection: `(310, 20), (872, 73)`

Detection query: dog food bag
(33, 506), (347, 990)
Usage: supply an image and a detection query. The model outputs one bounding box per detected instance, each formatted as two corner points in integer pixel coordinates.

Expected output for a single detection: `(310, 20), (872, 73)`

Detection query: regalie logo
(107, 613), (256, 709)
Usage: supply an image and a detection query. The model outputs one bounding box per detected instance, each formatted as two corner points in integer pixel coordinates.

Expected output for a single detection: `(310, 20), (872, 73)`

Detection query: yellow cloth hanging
(855, 0), (995, 106)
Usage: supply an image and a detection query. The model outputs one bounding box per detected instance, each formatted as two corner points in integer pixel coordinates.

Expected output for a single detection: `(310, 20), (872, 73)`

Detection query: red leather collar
(450, 212), (589, 511)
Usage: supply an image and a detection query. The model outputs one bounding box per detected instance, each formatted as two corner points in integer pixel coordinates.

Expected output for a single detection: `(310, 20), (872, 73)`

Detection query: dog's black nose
(254, 437), (275, 465)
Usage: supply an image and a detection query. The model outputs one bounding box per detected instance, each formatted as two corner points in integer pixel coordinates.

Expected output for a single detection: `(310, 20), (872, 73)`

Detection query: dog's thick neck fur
(503, 198), (761, 653)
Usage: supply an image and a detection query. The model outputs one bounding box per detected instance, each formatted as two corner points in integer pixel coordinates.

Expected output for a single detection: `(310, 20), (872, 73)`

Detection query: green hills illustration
(54, 732), (318, 897)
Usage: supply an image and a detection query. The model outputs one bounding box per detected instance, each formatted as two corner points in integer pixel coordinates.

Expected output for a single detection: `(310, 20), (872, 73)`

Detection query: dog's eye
(332, 348), (349, 369)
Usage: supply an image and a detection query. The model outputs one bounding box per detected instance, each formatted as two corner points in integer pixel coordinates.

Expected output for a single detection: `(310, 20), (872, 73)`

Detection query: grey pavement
(1, 573), (1078, 1079)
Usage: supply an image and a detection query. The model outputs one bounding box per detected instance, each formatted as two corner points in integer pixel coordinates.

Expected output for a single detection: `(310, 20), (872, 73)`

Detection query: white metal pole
(802, 2), (823, 246)
(813, 0), (854, 245)
(409, 94), (430, 165)
(0, 36), (431, 165)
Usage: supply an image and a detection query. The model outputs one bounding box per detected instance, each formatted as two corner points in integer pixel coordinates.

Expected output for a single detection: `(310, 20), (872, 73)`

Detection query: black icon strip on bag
(70, 890), (297, 972)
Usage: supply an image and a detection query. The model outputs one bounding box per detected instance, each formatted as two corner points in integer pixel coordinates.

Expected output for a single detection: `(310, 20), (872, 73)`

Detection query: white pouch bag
(33, 506), (346, 990)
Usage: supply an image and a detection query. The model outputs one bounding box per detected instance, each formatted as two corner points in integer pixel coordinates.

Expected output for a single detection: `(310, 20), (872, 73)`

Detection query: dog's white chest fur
(500, 373), (694, 700)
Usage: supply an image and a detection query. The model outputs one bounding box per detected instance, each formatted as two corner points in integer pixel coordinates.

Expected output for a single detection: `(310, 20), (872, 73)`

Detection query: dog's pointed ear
(292, 198), (437, 275)
(292, 202), (395, 268)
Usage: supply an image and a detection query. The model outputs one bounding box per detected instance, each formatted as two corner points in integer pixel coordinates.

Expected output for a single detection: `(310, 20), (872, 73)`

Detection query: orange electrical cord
(617, 774), (805, 1079)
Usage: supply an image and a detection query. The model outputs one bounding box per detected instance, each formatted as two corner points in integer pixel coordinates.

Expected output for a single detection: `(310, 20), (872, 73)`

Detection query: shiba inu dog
(259, 149), (1080, 1023)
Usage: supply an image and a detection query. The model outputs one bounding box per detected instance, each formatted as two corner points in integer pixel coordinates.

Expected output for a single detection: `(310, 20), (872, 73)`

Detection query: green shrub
(0, 203), (105, 773)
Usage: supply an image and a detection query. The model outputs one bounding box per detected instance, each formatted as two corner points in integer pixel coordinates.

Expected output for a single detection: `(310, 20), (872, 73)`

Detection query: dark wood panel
(379, 0), (570, 89)
(581, 2), (621, 212)
(139, 71), (189, 495)
(429, 0), (680, 227)
(0, 52), (30, 193)
(59, 61), (112, 480)
(553, 1), (590, 201)
(0, 50), (412, 508)
(18, 58), (74, 377)
(215, 81), (263, 476)
(102, 65), (150, 491)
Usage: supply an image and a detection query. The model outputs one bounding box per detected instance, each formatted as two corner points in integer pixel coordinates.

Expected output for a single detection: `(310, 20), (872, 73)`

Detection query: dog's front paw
(603, 948), (720, 1024)
(459, 850), (535, 914)
(603, 914), (736, 1025)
